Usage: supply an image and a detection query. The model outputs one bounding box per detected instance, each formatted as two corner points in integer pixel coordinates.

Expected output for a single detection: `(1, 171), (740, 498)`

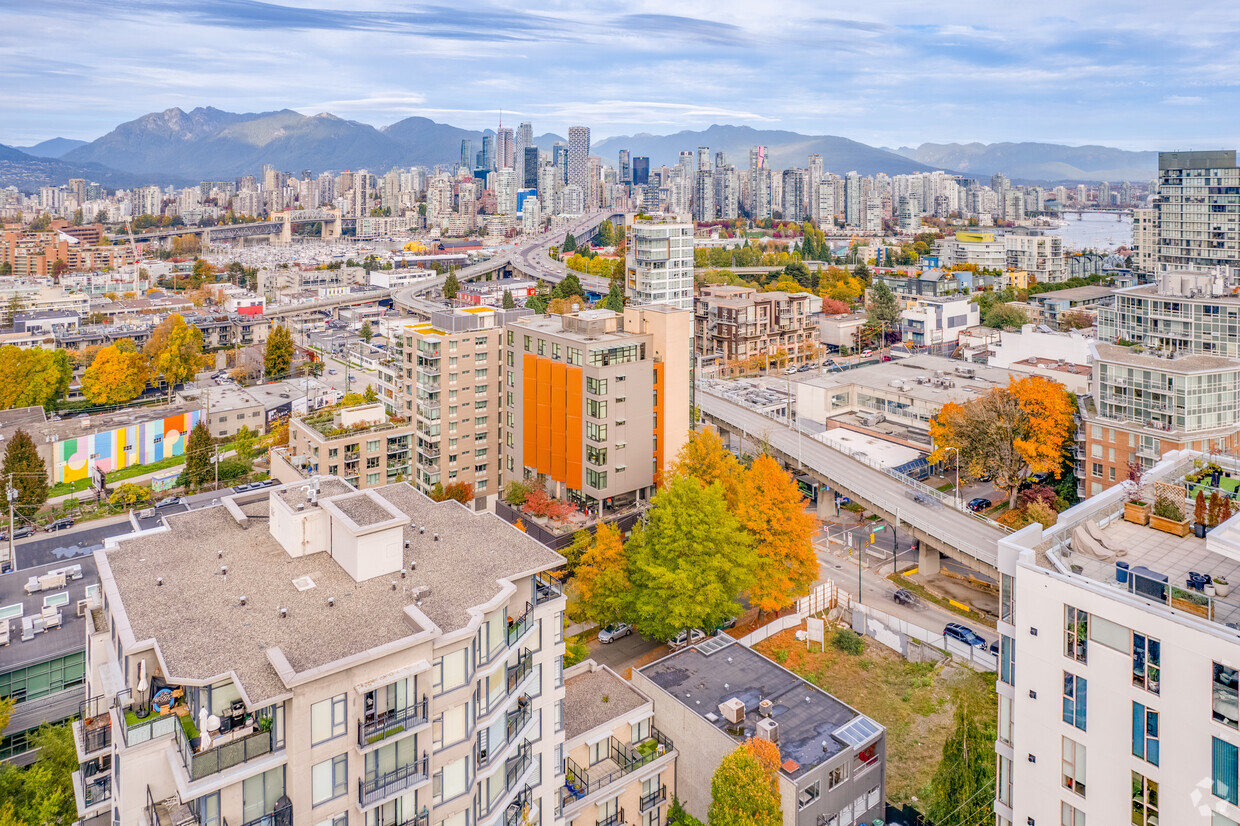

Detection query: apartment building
(994, 450), (1240, 826)
(503, 306), (691, 516)
(935, 231), (1007, 271)
(625, 214), (694, 311)
(898, 295), (979, 348)
(1156, 150), (1240, 275)
(1003, 229), (1065, 284)
(379, 307), (529, 504)
(77, 478), (566, 826)
(633, 638), (886, 826)
(1132, 208), (1158, 274)
(286, 402), (414, 490)
(1098, 269), (1240, 358)
(694, 285), (820, 375)
(559, 661), (676, 826)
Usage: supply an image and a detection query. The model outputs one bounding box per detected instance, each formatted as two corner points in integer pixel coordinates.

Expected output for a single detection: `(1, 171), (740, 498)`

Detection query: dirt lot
(755, 625), (996, 806)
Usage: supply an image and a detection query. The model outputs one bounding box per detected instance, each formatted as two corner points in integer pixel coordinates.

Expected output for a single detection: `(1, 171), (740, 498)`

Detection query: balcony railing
(640, 785), (667, 812)
(504, 785), (534, 826)
(237, 802), (289, 826)
(506, 602), (533, 646)
(597, 809), (625, 826)
(75, 701), (113, 755)
(146, 786), (224, 826)
(534, 571), (564, 605)
(76, 769), (111, 809)
(560, 727), (674, 808)
(177, 720), (275, 782)
(504, 741), (533, 792)
(375, 811), (429, 826)
(507, 650), (533, 695)
(359, 695), (428, 748)
(359, 751), (429, 808)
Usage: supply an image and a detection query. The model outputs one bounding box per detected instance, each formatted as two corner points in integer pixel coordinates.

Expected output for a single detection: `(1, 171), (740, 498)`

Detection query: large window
(1132, 771), (1159, 825)
(1064, 606), (1088, 663)
(1061, 737), (1085, 797)
(587, 377), (607, 395)
(1215, 736), (1239, 805)
(1132, 702), (1159, 766)
(0, 652), (85, 704)
(242, 767), (285, 824)
(798, 781), (821, 810)
(311, 694), (347, 746)
(586, 422), (607, 443)
(1000, 573), (1013, 623)
(1061, 802), (1084, 826)
(586, 399), (607, 419)
(435, 648), (469, 694)
(586, 469), (607, 489)
(1215, 663), (1238, 728)
(1062, 673), (1086, 731)
(433, 755), (469, 804)
(997, 754), (1012, 806)
(998, 694), (1013, 746)
(999, 635), (1015, 686)
(1133, 633), (1161, 694)
(311, 754), (347, 806)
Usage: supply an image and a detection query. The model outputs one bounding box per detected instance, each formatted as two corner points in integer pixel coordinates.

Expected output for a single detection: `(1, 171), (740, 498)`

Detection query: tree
(666, 428), (742, 502)
(2, 429), (48, 521)
(982, 303), (1029, 329)
(359, 320), (373, 343)
(0, 346), (72, 410)
(927, 696), (996, 826)
(551, 273), (586, 301)
(144, 314), (204, 400)
(783, 260), (812, 288)
(667, 797), (705, 826)
(599, 280), (625, 313)
(80, 343), (149, 405)
(562, 232), (578, 252)
(627, 476), (754, 641)
(567, 524), (630, 627)
(442, 271), (461, 300)
(179, 421), (213, 490)
(264, 325), (294, 379)
(502, 290), (516, 309)
(109, 483), (152, 509)
(233, 425), (257, 463)
(708, 738), (782, 826)
(734, 455), (818, 616)
(867, 279), (900, 327)
(930, 375), (1076, 507)
(0, 723), (78, 825)
(430, 481), (474, 503)
(596, 219), (615, 247)
(1058, 309), (1093, 330)
(189, 258), (213, 289)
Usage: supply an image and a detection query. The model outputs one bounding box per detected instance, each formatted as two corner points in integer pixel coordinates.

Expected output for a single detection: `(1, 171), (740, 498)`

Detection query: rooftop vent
(292, 576), (316, 592)
(239, 595), (247, 606)
(328, 597), (335, 607)
(719, 698), (745, 725)
(279, 607), (288, 619)
(759, 699), (773, 718)
(757, 718), (779, 743)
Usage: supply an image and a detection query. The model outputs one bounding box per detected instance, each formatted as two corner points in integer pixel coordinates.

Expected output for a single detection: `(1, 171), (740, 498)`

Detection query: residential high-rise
(781, 168), (806, 222)
(567, 126), (590, 192)
(553, 143), (568, 186)
(493, 168), (518, 216)
(522, 146), (539, 190)
(76, 477), (566, 826)
(459, 139), (472, 171)
(1156, 150), (1240, 275)
(693, 167), (714, 223)
(618, 149), (631, 184)
(747, 147), (771, 221)
(632, 156), (650, 186)
(1132, 208), (1158, 273)
(717, 165), (739, 220)
(497, 127), (514, 170)
(481, 133), (495, 171)
(808, 154), (825, 223)
(514, 121), (533, 167)
(626, 213), (695, 310)
(844, 171), (862, 227)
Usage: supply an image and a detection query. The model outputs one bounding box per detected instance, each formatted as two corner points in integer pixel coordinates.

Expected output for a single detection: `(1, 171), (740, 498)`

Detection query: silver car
(598, 623), (631, 644)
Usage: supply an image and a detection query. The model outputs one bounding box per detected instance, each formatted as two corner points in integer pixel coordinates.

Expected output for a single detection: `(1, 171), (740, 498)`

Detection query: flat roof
(1093, 342), (1238, 374)
(0, 401), (201, 445)
(101, 481), (563, 706)
(1033, 286), (1114, 302)
(0, 555), (95, 674)
(563, 665), (648, 740)
(639, 639), (877, 780)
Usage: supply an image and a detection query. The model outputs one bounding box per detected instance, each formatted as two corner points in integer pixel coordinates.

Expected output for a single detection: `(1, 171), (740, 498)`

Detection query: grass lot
(935, 482), (956, 493)
(756, 627), (996, 807)
(49, 454), (188, 498)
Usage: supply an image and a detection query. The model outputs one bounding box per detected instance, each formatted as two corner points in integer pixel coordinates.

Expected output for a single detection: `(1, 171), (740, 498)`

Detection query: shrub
(1018, 484), (1057, 510)
(503, 479), (536, 506)
(1024, 500), (1058, 528)
(1196, 490), (1208, 525)
(996, 508), (1032, 529)
(1153, 498), (1183, 521)
(832, 628), (865, 655)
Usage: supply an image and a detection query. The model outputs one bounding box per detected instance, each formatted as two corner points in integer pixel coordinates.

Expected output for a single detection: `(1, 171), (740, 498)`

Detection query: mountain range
(1, 107), (1160, 190)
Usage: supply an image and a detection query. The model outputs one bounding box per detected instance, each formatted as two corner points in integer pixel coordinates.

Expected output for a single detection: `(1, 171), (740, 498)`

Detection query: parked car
(881, 355), (893, 362)
(943, 622), (987, 648)
(798, 364), (812, 372)
(154, 495), (182, 508)
(967, 497), (992, 513)
(328, 369), (338, 375)
(1, 525), (35, 541)
(598, 623), (631, 644)
(784, 366), (798, 375)
(861, 349), (874, 357)
(45, 517), (75, 533)
(668, 628), (706, 649)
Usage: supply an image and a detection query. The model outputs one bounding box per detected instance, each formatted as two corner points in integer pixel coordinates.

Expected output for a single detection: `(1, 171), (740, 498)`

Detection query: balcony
(560, 727), (674, 810)
(359, 751), (429, 808)
(506, 602), (533, 647)
(640, 785), (667, 813)
(359, 696), (428, 748)
(376, 811), (429, 826)
(176, 717), (276, 782)
(596, 810), (625, 826)
(76, 697), (114, 757)
(146, 786), (221, 826)
(237, 802), (290, 826)
(507, 649), (533, 695)
(504, 786), (534, 826)
(534, 571), (564, 606)
(73, 767), (111, 816)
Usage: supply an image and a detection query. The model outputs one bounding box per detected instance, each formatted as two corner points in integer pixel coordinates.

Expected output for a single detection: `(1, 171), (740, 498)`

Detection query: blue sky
(2, 0), (1237, 149)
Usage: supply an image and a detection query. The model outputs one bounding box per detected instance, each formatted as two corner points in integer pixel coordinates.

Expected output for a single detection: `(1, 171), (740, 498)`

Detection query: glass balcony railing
(560, 727), (674, 809)
(175, 714), (276, 782)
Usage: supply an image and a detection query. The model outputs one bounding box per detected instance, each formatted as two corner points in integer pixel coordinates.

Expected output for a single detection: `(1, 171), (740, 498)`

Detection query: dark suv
(943, 623), (987, 648)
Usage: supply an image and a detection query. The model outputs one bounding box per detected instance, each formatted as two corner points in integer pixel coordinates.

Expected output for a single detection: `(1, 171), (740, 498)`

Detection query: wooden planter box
(1124, 501), (1152, 526)
(1171, 595), (1211, 618)
(1150, 514), (1192, 537)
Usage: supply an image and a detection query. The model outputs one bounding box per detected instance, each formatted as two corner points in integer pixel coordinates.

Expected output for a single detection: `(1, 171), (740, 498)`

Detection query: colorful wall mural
(54, 410), (201, 485)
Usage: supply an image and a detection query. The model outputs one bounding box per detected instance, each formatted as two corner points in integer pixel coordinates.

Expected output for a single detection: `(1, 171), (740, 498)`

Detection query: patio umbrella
(199, 726), (212, 752)
(136, 660), (148, 712)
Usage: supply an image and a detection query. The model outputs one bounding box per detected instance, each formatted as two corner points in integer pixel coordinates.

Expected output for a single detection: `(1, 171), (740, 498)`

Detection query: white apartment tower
(626, 214), (695, 310)
(566, 127), (590, 193)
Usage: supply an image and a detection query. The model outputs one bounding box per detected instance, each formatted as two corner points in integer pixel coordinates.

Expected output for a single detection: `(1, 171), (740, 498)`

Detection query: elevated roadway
(262, 288), (393, 319)
(697, 389), (1004, 577)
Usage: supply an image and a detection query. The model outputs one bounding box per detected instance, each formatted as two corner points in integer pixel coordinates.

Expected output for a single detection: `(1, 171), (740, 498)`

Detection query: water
(1046, 211), (1133, 252)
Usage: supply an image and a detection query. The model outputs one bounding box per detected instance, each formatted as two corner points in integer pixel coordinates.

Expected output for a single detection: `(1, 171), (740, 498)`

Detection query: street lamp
(943, 446), (961, 510)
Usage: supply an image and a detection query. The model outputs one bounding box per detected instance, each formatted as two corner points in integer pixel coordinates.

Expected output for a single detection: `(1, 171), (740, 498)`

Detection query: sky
(3, 0), (1239, 149)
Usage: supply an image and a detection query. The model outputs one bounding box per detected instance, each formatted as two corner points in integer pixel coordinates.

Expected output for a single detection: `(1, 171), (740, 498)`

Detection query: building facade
(694, 285), (820, 375)
(286, 402), (415, 490)
(1156, 150), (1240, 275)
(624, 214), (694, 311)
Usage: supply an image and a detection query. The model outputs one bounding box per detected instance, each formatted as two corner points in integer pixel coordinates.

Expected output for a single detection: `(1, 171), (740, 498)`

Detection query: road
(697, 387), (1005, 573)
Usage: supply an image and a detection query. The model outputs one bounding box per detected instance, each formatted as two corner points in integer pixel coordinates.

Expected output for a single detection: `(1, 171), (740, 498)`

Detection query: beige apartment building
(694, 285), (820, 375)
(503, 306), (692, 516)
(283, 402), (415, 489)
(75, 477), (566, 826)
(379, 307), (529, 504)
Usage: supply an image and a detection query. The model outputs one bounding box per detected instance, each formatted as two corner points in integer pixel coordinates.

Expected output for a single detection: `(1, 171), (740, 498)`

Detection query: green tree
(599, 280), (625, 313)
(2, 429), (48, 521)
(359, 320), (373, 343)
(502, 289), (517, 309)
(667, 797), (705, 826)
(927, 695), (996, 825)
(983, 302), (1029, 329)
(562, 232), (578, 252)
(867, 279), (900, 328)
(708, 738), (782, 826)
(0, 723), (78, 825)
(443, 271), (461, 300)
(264, 325), (294, 378)
(783, 260), (812, 288)
(0, 346), (72, 410)
(551, 273), (586, 301)
(232, 425), (257, 463)
(179, 421), (213, 490)
(144, 314), (204, 401)
(596, 219), (615, 247)
(189, 258), (213, 289)
(627, 476), (754, 641)
(109, 482), (152, 509)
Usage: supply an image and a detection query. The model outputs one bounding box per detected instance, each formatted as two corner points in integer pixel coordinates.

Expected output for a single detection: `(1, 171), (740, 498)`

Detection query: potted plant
(1195, 490), (1209, 538)
(1123, 461), (1152, 525)
(1210, 491), (1224, 531)
(1216, 576), (1231, 598)
(1148, 666), (1160, 693)
(1151, 495), (1191, 537)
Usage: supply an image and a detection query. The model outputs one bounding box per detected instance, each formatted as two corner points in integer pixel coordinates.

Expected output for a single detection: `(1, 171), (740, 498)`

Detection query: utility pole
(4, 475), (15, 574)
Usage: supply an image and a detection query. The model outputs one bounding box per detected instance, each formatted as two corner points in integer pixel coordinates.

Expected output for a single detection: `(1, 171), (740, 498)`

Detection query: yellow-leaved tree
(708, 738), (782, 826)
(734, 454), (818, 617)
(80, 341), (149, 405)
(665, 428), (742, 505)
(566, 523), (630, 627)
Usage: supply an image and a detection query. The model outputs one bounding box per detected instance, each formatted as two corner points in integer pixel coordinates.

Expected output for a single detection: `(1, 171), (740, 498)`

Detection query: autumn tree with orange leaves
(80, 340), (150, 405)
(930, 375), (1076, 508)
(735, 454), (818, 617)
(665, 427), (742, 505)
(566, 524), (630, 627)
(709, 738), (782, 826)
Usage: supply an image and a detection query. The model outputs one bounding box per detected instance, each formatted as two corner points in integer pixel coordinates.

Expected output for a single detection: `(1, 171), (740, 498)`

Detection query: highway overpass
(262, 288), (393, 319)
(697, 388), (1005, 578)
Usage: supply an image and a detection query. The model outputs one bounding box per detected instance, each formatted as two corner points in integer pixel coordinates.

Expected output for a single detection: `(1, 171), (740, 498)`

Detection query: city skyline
(3, 1), (1239, 149)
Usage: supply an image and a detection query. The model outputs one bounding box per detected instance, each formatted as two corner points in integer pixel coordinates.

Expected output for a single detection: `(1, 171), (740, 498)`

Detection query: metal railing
(560, 727), (674, 807)
(375, 810), (429, 826)
(504, 785), (534, 826)
(359, 751), (429, 808)
(503, 741), (532, 792)
(123, 708), (179, 747)
(80, 770), (111, 808)
(534, 571), (565, 605)
(640, 785), (667, 812)
(237, 802), (289, 826)
(506, 650), (533, 695)
(596, 809), (625, 826)
(506, 602), (533, 646)
(177, 722), (275, 782)
(77, 696), (114, 754)
(359, 696), (428, 748)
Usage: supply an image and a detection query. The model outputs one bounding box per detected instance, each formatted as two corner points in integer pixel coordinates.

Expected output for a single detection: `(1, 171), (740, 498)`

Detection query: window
(433, 755), (469, 803)
(587, 446), (607, 466)
(631, 718), (650, 743)
(1000, 573), (1013, 623)
(1088, 614), (1128, 653)
(587, 377), (607, 395)
(433, 703), (468, 748)
(586, 399), (607, 418)
(1062, 673), (1086, 731)
(997, 754), (1012, 806)
(999, 634), (1015, 686)
(1061, 737), (1085, 796)
(589, 739), (607, 765)
(1218, 737), (1240, 804)
(366, 439), (380, 453)
(1216, 663), (1238, 727)
(435, 648), (468, 693)
(1132, 771), (1159, 824)
(1133, 633), (1161, 693)
(537, 339), (545, 356)
(1132, 702), (1159, 766)
(586, 422), (607, 442)
(312, 754), (347, 806)
(827, 764), (847, 789)
(798, 781), (820, 810)
(366, 456), (380, 469)
(1061, 802), (1084, 826)
(0, 652), (84, 704)
(523, 335), (531, 352)
(1090, 461), (1102, 477)
(366, 473), (380, 486)
(1064, 605), (1088, 663)
(311, 694), (347, 745)
(586, 469), (607, 489)
(242, 767), (285, 824)
(998, 694), (1013, 745)
(551, 342), (561, 359)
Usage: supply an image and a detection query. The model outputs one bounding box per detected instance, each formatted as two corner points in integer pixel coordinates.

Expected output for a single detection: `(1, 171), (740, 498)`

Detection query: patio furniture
(1128, 565), (1169, 601)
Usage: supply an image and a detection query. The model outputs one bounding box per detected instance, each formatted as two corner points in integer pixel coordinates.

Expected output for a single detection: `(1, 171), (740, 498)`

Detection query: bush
(1153, 498), (1183, 521)
(563, 634), (590, 668)
(996, 508), (1032, 529)
(1024, 500), (1058, 528)
(503, 479), (536, 506)
(1018, 484), (1057, 510)
(832, 628), (865, 655)
(216, 457), (252, 482)
(109, 483), (151, 509)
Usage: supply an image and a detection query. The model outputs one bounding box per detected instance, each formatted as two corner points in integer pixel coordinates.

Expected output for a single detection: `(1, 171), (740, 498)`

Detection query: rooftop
(0, 556), (95, 673)
(1093, 342), (1239, 374)
(0, 401), (201, 446)
(563, 663), (649, 740)
(638, 638), (878, 780)
(1031, 285), (1115, 303)
(100, 480), (563, 706)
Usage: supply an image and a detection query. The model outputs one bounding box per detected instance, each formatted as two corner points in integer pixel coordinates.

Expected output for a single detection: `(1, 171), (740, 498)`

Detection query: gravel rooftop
(333, 493), (394, 527)
(563, 667), (648, 740)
